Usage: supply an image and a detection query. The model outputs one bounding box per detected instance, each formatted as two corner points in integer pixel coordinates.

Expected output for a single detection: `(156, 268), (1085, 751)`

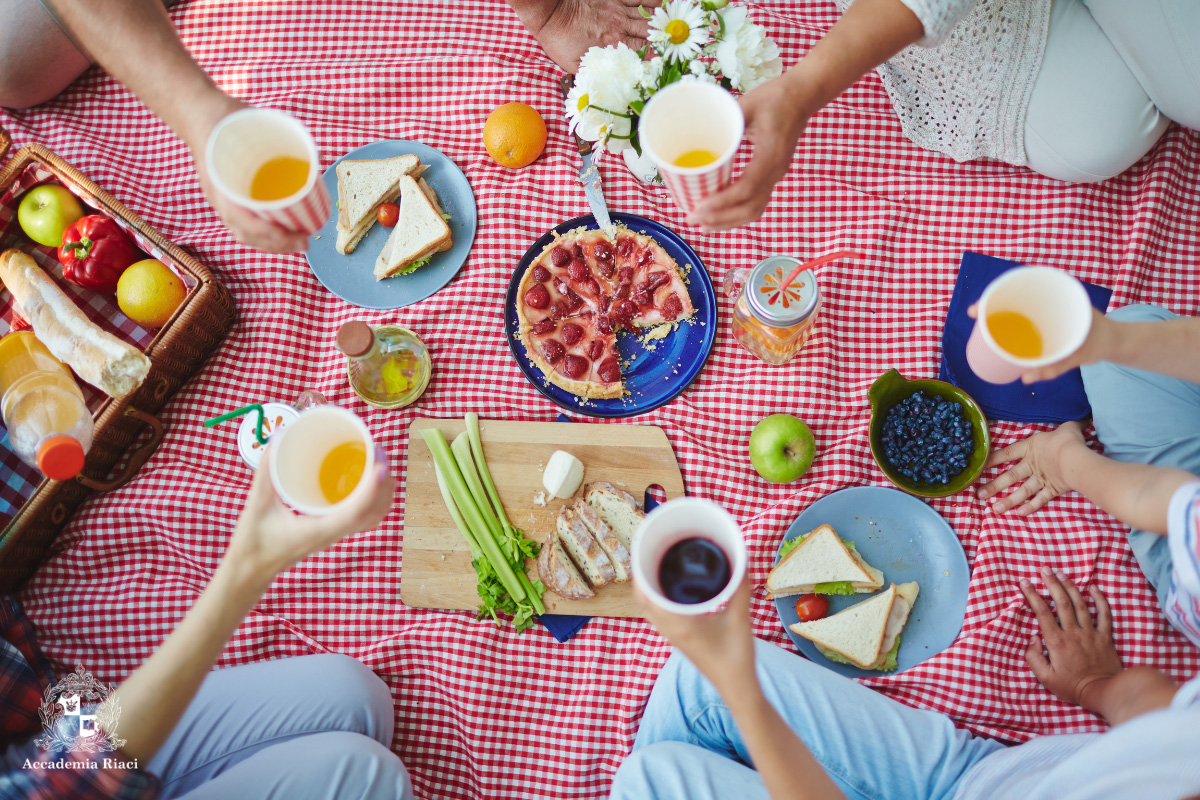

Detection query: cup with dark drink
(631, 497), (747, 615)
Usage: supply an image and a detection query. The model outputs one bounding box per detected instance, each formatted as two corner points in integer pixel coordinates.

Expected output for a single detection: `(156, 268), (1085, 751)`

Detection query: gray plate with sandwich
(305, 139), (477, 310)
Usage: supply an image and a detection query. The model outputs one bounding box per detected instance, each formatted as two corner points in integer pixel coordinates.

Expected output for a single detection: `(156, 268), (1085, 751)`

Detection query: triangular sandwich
(334, 154), (420, 254)
(766, 525), (884, 598)
(373, 174), (452, 280)
(789, 582), (920, 671)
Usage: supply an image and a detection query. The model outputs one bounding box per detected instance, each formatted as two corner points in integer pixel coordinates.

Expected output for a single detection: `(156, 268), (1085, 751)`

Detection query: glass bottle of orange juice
(723, 257), (822, 366)
(336, 322), (431, 409)
(0, 331), (93, 480)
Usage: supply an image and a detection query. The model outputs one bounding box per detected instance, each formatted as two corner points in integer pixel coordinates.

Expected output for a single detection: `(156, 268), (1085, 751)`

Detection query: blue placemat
(940, 252), (1112, 424)
(537, 414), (661, 642)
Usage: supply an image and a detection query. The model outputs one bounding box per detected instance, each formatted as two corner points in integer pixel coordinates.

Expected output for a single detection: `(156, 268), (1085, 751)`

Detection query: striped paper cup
(205, 108), (331, 235)
(638, 82), (744, 216)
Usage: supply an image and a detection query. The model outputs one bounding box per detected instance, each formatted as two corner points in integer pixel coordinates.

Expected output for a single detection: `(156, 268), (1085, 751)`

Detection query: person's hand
(635, 577), (757, 696)
(226, 444), (394, 581)
(976, 421), (1086, 514)
(966, 304), (1114, 384)
(182, 92), (311, 253)
(515, 0), (662, 73)
(686, 74), (814, 230)
(1020, 568), (1122, 710)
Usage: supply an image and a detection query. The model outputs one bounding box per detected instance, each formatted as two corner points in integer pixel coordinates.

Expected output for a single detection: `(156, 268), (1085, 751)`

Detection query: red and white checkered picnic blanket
(3, 2), (1199, 798)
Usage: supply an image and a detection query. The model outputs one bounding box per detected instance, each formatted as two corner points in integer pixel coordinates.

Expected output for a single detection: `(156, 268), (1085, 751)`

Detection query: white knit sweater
(836, 0), (1053, 166)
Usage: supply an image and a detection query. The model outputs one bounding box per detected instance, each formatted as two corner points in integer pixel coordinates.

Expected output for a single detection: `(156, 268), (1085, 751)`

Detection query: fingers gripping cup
(205, 108), (331, 235)
(638, 82), (745, 215)
(269, 405), (375, 515)
(965, 266), (1093, 384)
(632, 497), (747, 616)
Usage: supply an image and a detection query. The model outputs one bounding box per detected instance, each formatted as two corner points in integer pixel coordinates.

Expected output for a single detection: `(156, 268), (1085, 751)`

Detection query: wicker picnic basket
(0, 124), (236, 592)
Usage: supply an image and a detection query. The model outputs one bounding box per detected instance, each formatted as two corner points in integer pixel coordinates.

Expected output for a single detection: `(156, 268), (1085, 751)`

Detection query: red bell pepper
(58, 214), (142, 294)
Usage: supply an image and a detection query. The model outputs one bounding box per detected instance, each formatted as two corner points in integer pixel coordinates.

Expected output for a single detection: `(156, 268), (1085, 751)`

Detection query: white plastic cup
(638, 81), (745, 215)
(965, 266), (1093, 384)
(631, 497), (747, 616)
(205, 108), (331, 235)
(268, 405), (375, 515)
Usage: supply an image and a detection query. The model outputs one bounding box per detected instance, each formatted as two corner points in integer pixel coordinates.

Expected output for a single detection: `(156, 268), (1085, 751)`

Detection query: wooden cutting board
(402, 418), (686, 618)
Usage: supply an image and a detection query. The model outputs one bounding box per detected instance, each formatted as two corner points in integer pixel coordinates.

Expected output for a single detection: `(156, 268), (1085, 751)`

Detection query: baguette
(0, 249), (150, 397)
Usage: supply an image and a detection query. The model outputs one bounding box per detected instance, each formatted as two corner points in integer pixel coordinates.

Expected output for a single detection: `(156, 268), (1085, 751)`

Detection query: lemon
(117, 259), (187, 329)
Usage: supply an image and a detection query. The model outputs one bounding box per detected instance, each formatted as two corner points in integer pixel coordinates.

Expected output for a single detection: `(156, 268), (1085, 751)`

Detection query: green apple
(749, 413), (816, 483)
(18, 184), (84, 247)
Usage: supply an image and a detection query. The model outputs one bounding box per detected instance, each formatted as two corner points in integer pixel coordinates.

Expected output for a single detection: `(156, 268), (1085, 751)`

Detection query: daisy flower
(649, 0), (710, 63)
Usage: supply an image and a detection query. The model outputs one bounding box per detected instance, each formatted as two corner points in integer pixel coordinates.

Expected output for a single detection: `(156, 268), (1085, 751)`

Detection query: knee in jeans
(1026, 123), (1159, 183)
(294, 732), (411, 800)
(611, 742), (696, 798)
(301, 654), (395, 742)
(1107, 303), (1176, 324)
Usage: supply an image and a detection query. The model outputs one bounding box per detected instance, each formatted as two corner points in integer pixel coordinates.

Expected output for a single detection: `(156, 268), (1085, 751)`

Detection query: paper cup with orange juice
(205, 108), (331, 235)
(637, 81), (744, 215)
(269, 405), (375, 515)
(965, 266), (1093, 384)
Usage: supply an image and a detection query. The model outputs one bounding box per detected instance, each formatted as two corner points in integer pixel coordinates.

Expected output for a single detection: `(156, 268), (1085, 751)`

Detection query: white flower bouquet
(565, 0), (782, 159)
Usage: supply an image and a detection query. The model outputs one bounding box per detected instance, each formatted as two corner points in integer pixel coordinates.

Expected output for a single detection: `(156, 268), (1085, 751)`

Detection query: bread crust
(0, 249), (150, 397)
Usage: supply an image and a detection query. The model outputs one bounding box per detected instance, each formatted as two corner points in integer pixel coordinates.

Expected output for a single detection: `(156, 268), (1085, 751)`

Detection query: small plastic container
(0, 331), (93, 480)
(724, 256), (821, 366)
(336, 322), (431, 409)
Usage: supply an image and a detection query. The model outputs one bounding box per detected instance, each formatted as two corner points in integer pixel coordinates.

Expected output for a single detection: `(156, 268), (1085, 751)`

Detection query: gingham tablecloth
(3, 2), (1199, 798)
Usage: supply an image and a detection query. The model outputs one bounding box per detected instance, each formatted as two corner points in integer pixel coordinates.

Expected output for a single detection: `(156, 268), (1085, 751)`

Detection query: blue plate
(304, 140), (477, 310)
(504, 213), (717, 418)
(773, 486), (970, 677)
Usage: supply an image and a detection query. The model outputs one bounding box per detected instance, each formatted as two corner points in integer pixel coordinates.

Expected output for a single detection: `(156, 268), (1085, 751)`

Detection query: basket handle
(77, 407), (164, 492)
(0, 122), (10, 165)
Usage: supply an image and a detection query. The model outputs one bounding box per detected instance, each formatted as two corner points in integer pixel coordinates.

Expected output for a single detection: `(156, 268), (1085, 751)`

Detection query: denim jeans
(610, 641), (1003, 800)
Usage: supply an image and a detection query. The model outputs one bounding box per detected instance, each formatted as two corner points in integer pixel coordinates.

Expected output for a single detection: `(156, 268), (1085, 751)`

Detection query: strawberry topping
(593, 240), (614, 262)
(524, 284), (549, 309)
(596, 315), (613, 335)
(597, 358), (621, 384)
(583, 278), (601, 297)
(648, 271), (671, 290)
(632, 289), (653, 308)
(566, 289), (585, 311)
(586, 339), (604, 361)
(662, 293), (683, 320)
(637, 248), (655, 268)
(616, 237), (634, 257)
(567, 260), (589, 281)
(550, 300), (569, 319)
(617, 266), (634, 284)
(613, 300), (637, 321)
(541, 340), (565, 364)
(550, 247), (570, 267)
(596, 260), (615, 279)
(563, 355), (588, 379)
(561, 322), (583, 346)
(531, 318), (556, 335)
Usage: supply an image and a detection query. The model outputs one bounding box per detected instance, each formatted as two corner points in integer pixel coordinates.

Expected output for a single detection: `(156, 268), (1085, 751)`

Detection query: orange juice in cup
(638, 81), (745, 215)
(269, 405), (376, 515)
(205, 108), (331, 234)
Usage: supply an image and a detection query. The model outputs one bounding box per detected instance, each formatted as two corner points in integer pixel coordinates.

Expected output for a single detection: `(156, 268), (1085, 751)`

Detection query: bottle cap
(336, 321), (374, 358)
(746, 257), (819, 327)
(37, 435), (85, 481)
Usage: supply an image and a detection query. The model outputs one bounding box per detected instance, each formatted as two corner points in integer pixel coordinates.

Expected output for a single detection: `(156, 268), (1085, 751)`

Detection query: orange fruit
(483, 102), (547, 169)
(117, 259), (187, 328)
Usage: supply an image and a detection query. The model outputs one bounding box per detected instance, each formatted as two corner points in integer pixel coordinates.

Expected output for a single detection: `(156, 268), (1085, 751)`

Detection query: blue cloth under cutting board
(940, 252), (1112, 424)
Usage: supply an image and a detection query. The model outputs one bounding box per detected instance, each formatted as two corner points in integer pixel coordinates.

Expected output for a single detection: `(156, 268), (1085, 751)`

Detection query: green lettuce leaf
(778, 534), (806, 559)
(841, 538), (857, 553)
(813, 581), (856, 595)
(395, 256), (431, 276)
(816, 636), (902, 671)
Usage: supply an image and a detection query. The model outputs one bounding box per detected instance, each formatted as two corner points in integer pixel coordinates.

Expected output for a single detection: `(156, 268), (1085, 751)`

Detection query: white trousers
(1025, 0), (1200, 182)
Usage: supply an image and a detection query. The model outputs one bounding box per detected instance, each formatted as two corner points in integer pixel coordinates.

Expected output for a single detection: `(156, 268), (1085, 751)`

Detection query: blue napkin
(538, 414), (657, 642)
(940, 252), (1112, 424)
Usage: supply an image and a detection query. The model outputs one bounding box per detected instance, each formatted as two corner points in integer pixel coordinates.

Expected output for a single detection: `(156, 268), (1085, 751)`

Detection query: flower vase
(622, 148), (663, 186)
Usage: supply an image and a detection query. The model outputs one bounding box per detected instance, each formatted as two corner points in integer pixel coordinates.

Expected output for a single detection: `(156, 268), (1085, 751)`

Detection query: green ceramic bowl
(867, 369), (990, 498)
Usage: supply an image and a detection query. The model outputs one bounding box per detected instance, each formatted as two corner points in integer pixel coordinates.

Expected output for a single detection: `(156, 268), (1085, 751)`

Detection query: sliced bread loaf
(575, 499), (631, 582)
(584, 482), (643, 553)
(537, 534), (594, 600)
(556, 506), (615, 589)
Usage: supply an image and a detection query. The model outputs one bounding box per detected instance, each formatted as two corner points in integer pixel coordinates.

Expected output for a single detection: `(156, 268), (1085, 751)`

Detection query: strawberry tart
(516, 227), (695, 399)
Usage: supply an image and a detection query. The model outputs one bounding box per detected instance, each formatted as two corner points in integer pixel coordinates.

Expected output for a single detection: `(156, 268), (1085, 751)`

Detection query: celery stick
(452, 431), (546, 617)
(421, 429), (526, 603)
(465, 412), (511, 530)
(432, 459), (482, 561)
(451, 434), (504, 539)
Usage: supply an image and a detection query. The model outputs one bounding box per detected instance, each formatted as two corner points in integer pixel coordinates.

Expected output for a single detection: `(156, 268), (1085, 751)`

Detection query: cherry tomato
(377, 203), (400, 227)
(794, 593), (829, 622)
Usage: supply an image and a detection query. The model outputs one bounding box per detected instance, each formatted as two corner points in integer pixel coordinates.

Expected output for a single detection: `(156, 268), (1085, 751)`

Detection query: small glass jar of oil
(336, 322), (431, 409)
